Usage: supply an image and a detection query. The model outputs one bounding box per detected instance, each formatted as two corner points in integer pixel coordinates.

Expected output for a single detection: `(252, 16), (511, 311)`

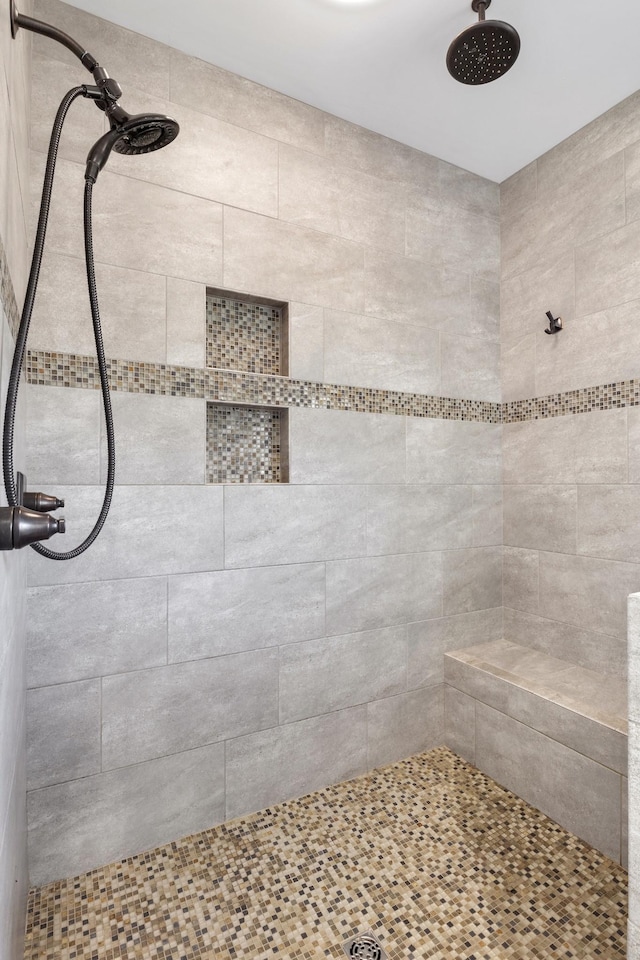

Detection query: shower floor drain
(343, 931), (387, 960)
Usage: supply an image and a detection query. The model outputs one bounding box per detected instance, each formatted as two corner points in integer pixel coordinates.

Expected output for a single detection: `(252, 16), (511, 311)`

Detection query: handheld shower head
(111, 113), (180, 156)
(85, 109), (180, 181)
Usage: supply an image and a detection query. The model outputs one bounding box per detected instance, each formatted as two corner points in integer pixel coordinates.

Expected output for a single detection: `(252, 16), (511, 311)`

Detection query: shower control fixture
(0, 473), (65, 550)
(3, 2), (180, 558)
(447, 0), (521, 85)
(544, 311), (563, 335)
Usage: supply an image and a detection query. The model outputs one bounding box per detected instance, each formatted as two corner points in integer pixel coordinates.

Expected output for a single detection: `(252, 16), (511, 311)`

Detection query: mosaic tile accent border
(206, 293), (285, 376)
(25, 348), (640, 424)
(23, 747), (627, 960)
(0, 230), (20, 340)
(206, 403), (285, 483)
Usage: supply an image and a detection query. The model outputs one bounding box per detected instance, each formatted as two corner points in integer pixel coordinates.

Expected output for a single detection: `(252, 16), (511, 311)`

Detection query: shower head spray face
(111, 114), (180, 156)
(447, 0), (520, 85)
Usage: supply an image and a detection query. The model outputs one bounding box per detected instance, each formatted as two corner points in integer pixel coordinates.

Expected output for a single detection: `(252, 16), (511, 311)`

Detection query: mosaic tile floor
(24, 747), (627, 960)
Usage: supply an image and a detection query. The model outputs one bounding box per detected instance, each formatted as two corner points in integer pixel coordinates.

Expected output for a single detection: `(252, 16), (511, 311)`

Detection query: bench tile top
(445, 639), (627, 735)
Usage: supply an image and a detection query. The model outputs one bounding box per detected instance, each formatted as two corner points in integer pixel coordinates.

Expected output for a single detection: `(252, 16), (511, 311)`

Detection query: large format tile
(168, 564), (325, 661)
(26, 578), (168, 687)
(440, 334), (500, 402)
(438, 160), (500, 222)
(500, 253), (574, 346)
(366, 686), (444, 768)
(503, 546), (539, 615)
(26, 385), (101, 485)
(539, 551), (640, 640)
(366, 484), (473, 556)
(29, 253), (168, 362)
(444, 685), (476, 765)
(406, 193), (500, 281)
(288, 303), (324, 382)
(27, 742), (226, 886)
(106, 90), (279, 217)
(406, 420), (501, 485)
(102, 649), (278, 769)
(364, 248), (470, 330)
(33, 156), (223, 284)
(472, 485), (503, 547)
(223, 207), (364, 313)
(576, 218), (640, 316)
(31, 53), (105, 165)
(323, 309), (440, 394)
(407, 607), (503, 690)
(27, 485), (224, 586)
(326, 553), (442, 636)
(169, 47), (325, 154)
(504, 607), (626, 679)
(223, 485), (366, 568)
(279, 625), (407, 724)
(278, 144), (406, 254)
(503, 417), (576, 484)
(288, 408), (406, 484)
(503, 485), (577, 554)
(166, 278), (205, 368)
(323, 115), (439, 187)
(26, 680), (100, 790)
(225, 706), (368, 819)
(102, 394), (205, 485)
(442, 547), (502, 616)
(475, 702), (622, 862)
(578, 485), (640, 563)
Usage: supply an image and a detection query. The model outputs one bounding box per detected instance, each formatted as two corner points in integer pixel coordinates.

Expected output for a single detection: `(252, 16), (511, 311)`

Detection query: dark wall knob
(22, 491), (65, 512)
(0, 506), (65, 550)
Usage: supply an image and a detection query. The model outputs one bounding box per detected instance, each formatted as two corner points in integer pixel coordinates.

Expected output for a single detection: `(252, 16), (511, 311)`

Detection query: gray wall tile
(166, 278), (205, 368)
(407, 608), (503, 690)
(279, 144), (407, 254)
(442, 547), (502, 616)
(326, 553), (442, 636)
(475, 702), (622, 862)
(288, 303), (324, 382)
(440, 335), (501, 403)
(503, 546), (539, 615)
(169, 47), (325, 154)
(472, 485), (503, 547)
(29, 253), (168, 362)
(367, 686), (444, 769)
(27, 680), (100, 790)
(407, 420), (502, 485)
(223, 485), (366, 568)
(539, 551), (640, 641)
(225, 706), (368, 820)
(168, 564), (325, 662)
(444, 686), (476, 765)
(324, 115), (439, 187)
(223, 206), (364, 313)
(366, 484), (473, 556)
(578, 485), (640, 563)
(27, 578), (168, 687)
(503, 485), (577, 554)
(576, 217), (640, 316)
(27, 742), (225, 886)
(27, 485), (224, 586)
(504, 606), (626, 679)
(323, 309), (440, 395)
(279, 625), (407, 724)
(26, 384), (101, 485)
(503, 418), (576, 485)
(405, 193), (500, 282)
(103, 394), (205, 485)
(288, 408), (406, 485)
(102, 649), (278, 769)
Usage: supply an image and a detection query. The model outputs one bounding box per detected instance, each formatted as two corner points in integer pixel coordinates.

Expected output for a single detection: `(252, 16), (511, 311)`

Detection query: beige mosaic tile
(207, 402), (285, 483)
(206, 293), (285, 376)
(24, 747), (627, 960)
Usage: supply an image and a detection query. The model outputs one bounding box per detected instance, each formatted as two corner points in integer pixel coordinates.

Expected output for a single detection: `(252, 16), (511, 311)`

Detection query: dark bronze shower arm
(10, 0), (124, 107)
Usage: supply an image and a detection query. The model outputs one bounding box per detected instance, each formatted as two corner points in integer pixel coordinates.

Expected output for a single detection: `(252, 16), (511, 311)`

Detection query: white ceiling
(65, 0), (640, 182)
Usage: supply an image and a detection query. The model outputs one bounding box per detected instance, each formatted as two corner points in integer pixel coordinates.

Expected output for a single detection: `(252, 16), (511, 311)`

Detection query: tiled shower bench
(443, 639), (627, 865)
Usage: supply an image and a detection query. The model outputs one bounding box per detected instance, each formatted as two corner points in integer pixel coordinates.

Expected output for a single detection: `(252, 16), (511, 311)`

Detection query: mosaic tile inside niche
(206, 292), (286, 376)
(207, 402), (287, 483)
(23, 747), (627, 960)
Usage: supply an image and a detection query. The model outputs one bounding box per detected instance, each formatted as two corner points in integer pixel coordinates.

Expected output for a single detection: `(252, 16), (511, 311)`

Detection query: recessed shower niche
(206, 289), (289, 484)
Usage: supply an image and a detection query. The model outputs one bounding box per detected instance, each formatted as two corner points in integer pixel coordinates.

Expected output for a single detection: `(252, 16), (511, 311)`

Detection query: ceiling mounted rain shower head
(447, 0), (520, 85)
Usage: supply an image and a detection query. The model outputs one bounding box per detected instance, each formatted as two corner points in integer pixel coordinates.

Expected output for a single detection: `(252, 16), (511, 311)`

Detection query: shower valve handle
(22, 491), (65, 512)
(0, 506), (65, 551)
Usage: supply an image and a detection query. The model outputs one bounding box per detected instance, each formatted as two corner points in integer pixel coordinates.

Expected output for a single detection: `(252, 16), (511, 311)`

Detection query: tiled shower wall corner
(0, 2), (32, 957)
(24, 0), (503, 885)
(501, 91), (640, 683)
